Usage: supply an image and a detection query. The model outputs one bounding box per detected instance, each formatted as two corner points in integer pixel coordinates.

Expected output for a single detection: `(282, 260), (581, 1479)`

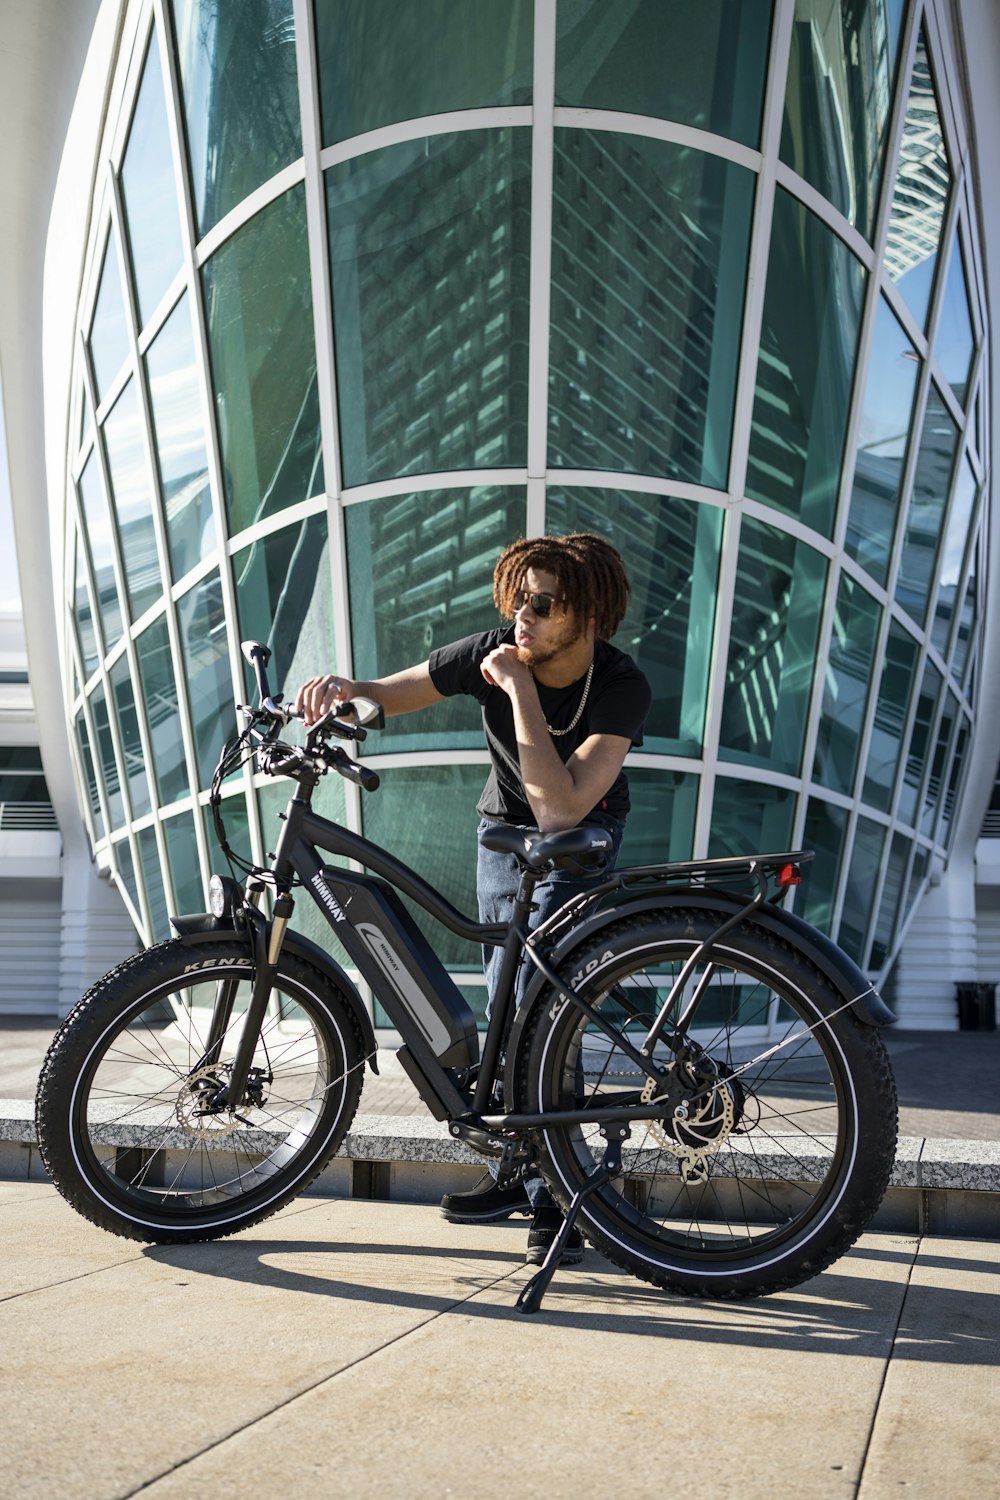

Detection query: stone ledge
(4, 1101), (999, 1197)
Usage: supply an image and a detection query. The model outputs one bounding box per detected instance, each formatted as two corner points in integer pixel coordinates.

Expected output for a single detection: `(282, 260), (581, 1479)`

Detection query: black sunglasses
(512, 590), (566, 618)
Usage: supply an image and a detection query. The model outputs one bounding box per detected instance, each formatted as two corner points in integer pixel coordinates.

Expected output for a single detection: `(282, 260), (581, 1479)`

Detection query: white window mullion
(527, 0), (556, 536)
(725, 0), (794, 503)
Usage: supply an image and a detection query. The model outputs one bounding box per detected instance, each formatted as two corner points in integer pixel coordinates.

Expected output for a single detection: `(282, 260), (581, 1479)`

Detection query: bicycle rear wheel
(519, 909), (897, 1298)
(35, 939), (367, 1243)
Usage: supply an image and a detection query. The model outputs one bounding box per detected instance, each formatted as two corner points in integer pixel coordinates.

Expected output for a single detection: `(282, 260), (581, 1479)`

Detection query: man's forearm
(508, 686), (588, 831)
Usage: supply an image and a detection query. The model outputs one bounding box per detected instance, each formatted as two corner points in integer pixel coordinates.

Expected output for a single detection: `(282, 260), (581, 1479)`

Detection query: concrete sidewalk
(2, 1181), (997, 1500)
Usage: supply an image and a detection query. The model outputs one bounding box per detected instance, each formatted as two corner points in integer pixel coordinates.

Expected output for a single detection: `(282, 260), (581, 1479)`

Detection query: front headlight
(208, 873), (238, 918)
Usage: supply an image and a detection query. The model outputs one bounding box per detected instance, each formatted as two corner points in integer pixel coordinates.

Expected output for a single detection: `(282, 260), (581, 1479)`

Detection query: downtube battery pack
(316, 867), (479, 1070)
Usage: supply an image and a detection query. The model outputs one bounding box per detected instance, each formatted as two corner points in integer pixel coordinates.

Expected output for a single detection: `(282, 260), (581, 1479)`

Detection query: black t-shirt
(428, 628), (651, 822)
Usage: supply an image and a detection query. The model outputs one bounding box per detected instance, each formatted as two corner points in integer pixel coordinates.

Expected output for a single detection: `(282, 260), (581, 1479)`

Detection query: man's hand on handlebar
(295, 673), (362, 726)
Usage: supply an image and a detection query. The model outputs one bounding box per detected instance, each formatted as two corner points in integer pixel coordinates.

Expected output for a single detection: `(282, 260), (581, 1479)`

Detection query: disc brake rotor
(174, 1065), (244, 1140)
(644, 1067), (739, 1185)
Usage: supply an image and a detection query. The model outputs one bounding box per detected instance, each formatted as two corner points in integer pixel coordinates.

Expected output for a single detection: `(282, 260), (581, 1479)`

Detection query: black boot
(440, 1174), (532, 1223)
(525, 1206), (584, 1266)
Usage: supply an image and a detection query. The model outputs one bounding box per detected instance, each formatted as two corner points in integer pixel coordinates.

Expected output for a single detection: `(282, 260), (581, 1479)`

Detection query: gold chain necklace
(542, 660), (595, 737)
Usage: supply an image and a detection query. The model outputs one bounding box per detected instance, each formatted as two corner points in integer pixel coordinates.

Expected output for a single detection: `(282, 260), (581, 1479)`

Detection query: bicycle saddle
(480, 823), (613, 874)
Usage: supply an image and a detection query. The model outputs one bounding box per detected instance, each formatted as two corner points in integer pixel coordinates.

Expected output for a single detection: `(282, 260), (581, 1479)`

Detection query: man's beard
(516, 620), (583, 669)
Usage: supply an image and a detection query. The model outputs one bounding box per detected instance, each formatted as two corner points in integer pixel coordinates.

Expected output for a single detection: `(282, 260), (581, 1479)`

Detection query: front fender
(503, 887), (894, 1105)
(170, 912), (379, 1071)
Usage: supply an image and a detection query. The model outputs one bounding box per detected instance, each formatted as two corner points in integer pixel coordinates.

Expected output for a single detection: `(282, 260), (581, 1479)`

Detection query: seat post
(471, 864), (541, 1115)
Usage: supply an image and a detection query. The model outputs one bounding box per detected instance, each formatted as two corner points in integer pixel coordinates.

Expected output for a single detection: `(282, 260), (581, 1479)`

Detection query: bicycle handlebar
(236, 639), (382, 792)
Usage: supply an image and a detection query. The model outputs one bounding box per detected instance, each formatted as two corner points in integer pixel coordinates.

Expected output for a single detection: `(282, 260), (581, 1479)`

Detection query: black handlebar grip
(352, 763), (381, 792)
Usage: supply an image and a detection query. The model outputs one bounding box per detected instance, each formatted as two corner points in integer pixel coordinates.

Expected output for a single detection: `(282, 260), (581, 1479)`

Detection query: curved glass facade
(66, 0), (986, 1027)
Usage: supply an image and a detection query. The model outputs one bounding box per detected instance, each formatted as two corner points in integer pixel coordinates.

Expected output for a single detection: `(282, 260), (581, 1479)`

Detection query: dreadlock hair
(493, 533), (631, 642)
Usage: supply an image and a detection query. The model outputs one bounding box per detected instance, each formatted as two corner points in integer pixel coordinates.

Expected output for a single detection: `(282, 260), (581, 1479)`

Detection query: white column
(58, 848), (138, 1016)
(893, 858), (977, 1029)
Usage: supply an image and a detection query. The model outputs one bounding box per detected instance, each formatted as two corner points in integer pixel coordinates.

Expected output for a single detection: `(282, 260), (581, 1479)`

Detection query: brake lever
(306, 706), (366, 742)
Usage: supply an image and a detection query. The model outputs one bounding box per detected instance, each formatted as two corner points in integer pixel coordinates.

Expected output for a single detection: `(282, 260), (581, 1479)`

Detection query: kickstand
(516, 1126), (627, 1316)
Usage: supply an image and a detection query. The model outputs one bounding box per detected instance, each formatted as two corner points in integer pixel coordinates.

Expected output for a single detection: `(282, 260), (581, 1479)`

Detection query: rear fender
(170, 912), (379, 1071)
(503, 888), (894, 1106)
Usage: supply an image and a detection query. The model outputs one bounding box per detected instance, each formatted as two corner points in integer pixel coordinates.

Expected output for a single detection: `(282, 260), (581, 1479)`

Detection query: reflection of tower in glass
(548, 130), (749, 487)
(883, 33), (950, 322)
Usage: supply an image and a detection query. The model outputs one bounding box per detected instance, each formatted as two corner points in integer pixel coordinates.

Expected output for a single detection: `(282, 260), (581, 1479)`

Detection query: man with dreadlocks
(296, 532), (651, 1265)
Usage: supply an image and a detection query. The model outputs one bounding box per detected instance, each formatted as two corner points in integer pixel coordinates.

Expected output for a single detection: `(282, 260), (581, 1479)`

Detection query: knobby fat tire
(35, 939), (366, 1244)
(518, 909), (898, 1300)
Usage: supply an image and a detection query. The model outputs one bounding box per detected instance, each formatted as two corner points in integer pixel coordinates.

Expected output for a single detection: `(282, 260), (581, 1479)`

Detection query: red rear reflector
(778, 863), (801, 887)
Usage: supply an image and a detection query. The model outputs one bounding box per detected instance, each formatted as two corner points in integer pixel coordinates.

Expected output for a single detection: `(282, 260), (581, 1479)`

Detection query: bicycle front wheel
(519, 909), (897, 1299)
(36, 939), (367, 1243)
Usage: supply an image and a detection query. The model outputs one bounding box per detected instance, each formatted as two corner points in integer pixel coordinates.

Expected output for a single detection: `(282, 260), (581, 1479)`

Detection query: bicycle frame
(208, 774), (822, 1144)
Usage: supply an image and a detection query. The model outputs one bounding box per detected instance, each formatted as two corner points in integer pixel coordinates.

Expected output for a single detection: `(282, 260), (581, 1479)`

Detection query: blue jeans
(477, 813), (625, 1209)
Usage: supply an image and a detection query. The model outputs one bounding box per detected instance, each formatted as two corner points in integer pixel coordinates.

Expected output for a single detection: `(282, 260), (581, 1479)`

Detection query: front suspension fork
(211, 888), (294, 1110)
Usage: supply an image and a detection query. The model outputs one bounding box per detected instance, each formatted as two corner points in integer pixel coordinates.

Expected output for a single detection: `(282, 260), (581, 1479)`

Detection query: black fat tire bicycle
(36, 641), (898, 1313)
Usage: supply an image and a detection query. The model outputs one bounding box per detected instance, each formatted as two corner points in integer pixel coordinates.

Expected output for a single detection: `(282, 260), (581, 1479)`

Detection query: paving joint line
(119, 1261), (525, 1499)
(0, 1252), (148, 1306)
(851, 1234), (920, 1498)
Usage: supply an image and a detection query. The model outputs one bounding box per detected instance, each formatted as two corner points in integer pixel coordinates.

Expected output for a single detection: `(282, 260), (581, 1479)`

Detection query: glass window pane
(90, 682), (124, 828)
(204, 792), (250, 877)
(346, 487), (527, 751)
(837, 816), (886, 962)
(317, 0), (533, 145)
(869, 830), (911, 970)
(883, 30), (950, 331)
(894, 384), (958, 627)
(119, 34), (184, 328)
(720, 518), (827, 775)
(797, 798), (849, 934)
(921, 690), (956, 837)
(203, 184), (320, 533)
(164, 810), (203, 915)
(936, 228), (975, 403)
(780, 0), (906, 239)
(74, 710), (105, 837)
(897, 659), (941, 827)
(619, 768), (698, 866)
(708, 778), (795, 860)
(138, 825), (170, 940)
(171, 0), (301, 236)
(549, 132), (754, 488)
(328, 130), (531, 487)
(747, 188), (866, 535)
(862, 620), (918, 811)
(110, 656), (152, 818)
(901, 843), (929, 928)
(556, 0), (771, 148)
(0, 748), (48, 803)
(813, 575), (881, 796)
(74, 532), (99, 678)
(939, 718), (968, 848)
(78, 454), (124, 653)
(931, 455), (976, 655)
(135, 615), (190, 805)
(177, 571), (233, 789)
(233, 512), (331, 699)
(112, 837), (141, 921)
(88, 233), (130, 403)
(361, 764), (484, 973)
(145, 292), (216, 582)
(546, 489), (723, 756)
(102, 381), (161, 622)
(950, 546), (977, 688)
(844, 297), (920, 585)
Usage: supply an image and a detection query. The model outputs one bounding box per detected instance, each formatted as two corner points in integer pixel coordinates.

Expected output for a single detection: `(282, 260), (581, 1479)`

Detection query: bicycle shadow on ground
(142, 1230), (999, 1366)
